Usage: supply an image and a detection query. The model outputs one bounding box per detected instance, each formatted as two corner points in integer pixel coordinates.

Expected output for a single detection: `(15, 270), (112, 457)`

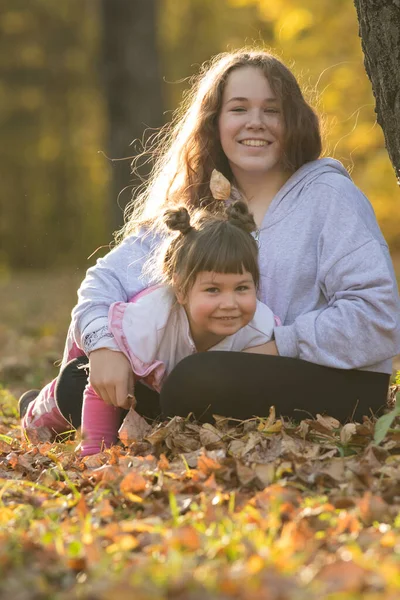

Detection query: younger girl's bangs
(183, 225), (259, 291)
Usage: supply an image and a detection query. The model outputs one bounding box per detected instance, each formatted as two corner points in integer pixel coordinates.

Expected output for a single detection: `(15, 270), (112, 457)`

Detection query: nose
(219, 292), (238, 309)
(245, 109), (266, 130)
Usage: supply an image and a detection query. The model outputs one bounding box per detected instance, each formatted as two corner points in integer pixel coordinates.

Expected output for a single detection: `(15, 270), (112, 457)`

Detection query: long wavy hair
(117, 48), (322, 241)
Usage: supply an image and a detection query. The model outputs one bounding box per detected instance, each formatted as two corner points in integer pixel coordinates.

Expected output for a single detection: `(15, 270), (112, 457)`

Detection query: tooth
(242, 140), (267, 147)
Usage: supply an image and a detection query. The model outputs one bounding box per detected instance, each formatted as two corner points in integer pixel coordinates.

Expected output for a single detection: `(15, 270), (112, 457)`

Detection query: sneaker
(18, 389), (40, 419)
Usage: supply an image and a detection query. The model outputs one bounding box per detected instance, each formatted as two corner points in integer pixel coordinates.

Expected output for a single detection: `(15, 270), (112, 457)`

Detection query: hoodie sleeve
(274, 185), (400, 369)
(71, 231), (155, 355)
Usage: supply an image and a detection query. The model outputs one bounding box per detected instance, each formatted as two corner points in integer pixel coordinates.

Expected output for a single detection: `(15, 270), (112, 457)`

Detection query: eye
(236, 285), (250, 292)
(231, 107), (246, 112)
(205, 287), (219, 293)
(264, 108), (280, 114)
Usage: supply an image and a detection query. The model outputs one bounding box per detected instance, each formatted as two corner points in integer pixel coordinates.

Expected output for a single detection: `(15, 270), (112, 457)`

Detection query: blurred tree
(0, 0), (108, 270)
(353, 0), (400, 184)
(1, 0), (399, 272)
(100, 0), (164, 232)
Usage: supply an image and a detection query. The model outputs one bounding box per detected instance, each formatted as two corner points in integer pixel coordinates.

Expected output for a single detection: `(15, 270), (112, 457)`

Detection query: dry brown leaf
(228, 439), (247, 458)
(82, 452), (107, 469)
(180, 449), (202, 468)
(166, 432), (201, 452)
(358, 491), (390, 525)
(242, 432), (263, 456)
(296, 420), (309, 438)
(318, 458), (346, 483)
(340, 422), (357, 445)
(199, 423), (224, 448)
(118, 408), (152, 445)
(253, 462), (275, 487)
(316, 414), (341, 430)
(209, 169), (231, 200)
(24, 426), (53, 444)
(258, 405), (276, 431)
(235, 461), (255, 486)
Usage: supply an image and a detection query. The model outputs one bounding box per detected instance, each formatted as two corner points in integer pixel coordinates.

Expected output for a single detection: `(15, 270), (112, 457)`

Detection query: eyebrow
(225, 96), (278, 104)
(200, 278), (254, 285)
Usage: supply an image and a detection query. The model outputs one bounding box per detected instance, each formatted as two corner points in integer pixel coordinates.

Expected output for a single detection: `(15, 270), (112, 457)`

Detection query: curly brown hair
(119, 48), (321, 241)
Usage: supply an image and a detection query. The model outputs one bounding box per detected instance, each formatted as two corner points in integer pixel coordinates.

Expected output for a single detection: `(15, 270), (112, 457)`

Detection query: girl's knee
(159, 354), (217, 418)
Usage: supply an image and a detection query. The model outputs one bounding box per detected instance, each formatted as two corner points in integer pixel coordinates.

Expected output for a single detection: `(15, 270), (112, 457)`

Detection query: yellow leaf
(246, 554), (264, 574)
(106, 535), (139, 553)
(380, 531), (396, 548)
(122, 492), (144, 504)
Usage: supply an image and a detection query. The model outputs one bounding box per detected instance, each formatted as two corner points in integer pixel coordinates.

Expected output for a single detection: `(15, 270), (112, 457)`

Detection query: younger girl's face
(176, 270), (257, 351)
(218, 66), (285, 181)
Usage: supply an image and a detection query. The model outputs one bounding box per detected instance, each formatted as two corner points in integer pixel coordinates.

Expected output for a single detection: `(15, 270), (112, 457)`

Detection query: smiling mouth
(239, 140), (270, 147)
(213, 316), (240, 320)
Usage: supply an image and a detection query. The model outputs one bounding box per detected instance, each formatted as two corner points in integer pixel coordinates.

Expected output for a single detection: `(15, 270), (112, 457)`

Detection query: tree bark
(353, 0), (400, 183)
(101, 0), (163, 231)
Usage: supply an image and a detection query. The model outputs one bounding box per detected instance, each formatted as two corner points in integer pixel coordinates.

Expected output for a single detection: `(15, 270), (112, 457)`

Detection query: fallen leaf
(358, 491), (390, 525)
(210, 169), (231, 200)
(118, 409), (152, 445)
(197, 451), (222, 475)
(90, 464), (122, 483)
(170, 526), (201, 551)
(235, 461), (255, 486)
(157, 453), (169, 470)
(316, 414), (341, 430)
(120, 471), (147, 494)
(340, 423), (357, 445)
(199, 423), (224, 448)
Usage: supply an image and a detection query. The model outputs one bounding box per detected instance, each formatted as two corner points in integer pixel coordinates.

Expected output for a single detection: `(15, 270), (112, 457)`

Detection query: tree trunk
(101, 0), (163, 232)
(353, 0), (400, 184)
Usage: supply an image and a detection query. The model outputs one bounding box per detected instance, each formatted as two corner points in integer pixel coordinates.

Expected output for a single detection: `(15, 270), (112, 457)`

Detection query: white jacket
(108, 285), (276, 391)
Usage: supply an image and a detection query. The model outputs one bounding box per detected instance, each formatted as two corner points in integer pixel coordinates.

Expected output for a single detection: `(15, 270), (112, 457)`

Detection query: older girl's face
(218, 66), (285, 180)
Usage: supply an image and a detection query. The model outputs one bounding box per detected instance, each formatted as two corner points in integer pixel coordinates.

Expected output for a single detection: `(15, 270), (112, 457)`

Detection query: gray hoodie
(72, 158), (400, 374)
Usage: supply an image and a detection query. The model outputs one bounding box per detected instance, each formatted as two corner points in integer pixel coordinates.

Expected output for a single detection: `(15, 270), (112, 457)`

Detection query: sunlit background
(1, 0), (399, 271)
(1, 0), (399, 391)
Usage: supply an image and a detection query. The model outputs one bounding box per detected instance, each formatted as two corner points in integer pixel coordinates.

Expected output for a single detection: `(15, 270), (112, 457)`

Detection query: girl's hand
(243, 340), (279, 355)
(88, 349), (135, 409)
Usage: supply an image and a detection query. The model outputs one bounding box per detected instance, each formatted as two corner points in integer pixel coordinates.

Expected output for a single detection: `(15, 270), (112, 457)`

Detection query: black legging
(55, 356), (161, 429)
(55, 353), (390, 429)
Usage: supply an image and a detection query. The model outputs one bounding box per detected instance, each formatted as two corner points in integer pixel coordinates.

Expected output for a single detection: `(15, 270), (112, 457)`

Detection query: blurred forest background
(1, 0), (400, 393)
(1, 0), (400, 273)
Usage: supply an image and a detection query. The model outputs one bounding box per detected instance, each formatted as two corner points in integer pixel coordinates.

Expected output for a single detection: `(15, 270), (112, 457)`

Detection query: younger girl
(21, 200), (276, 454)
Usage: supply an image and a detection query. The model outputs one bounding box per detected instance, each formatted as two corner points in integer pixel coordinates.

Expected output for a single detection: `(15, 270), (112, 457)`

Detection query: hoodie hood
(260, 157), (351, 230)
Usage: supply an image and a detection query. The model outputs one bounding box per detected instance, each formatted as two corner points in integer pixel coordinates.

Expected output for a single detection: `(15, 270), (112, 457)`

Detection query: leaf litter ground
(2, 386), (400, 600)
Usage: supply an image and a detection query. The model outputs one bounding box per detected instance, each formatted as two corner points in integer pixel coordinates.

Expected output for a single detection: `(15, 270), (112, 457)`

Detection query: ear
(172, 275), (186, 305)
(175, 287), (186, 305)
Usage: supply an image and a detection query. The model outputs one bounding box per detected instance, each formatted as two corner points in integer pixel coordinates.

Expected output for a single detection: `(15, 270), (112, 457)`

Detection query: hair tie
(210, 169), (231, 201)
